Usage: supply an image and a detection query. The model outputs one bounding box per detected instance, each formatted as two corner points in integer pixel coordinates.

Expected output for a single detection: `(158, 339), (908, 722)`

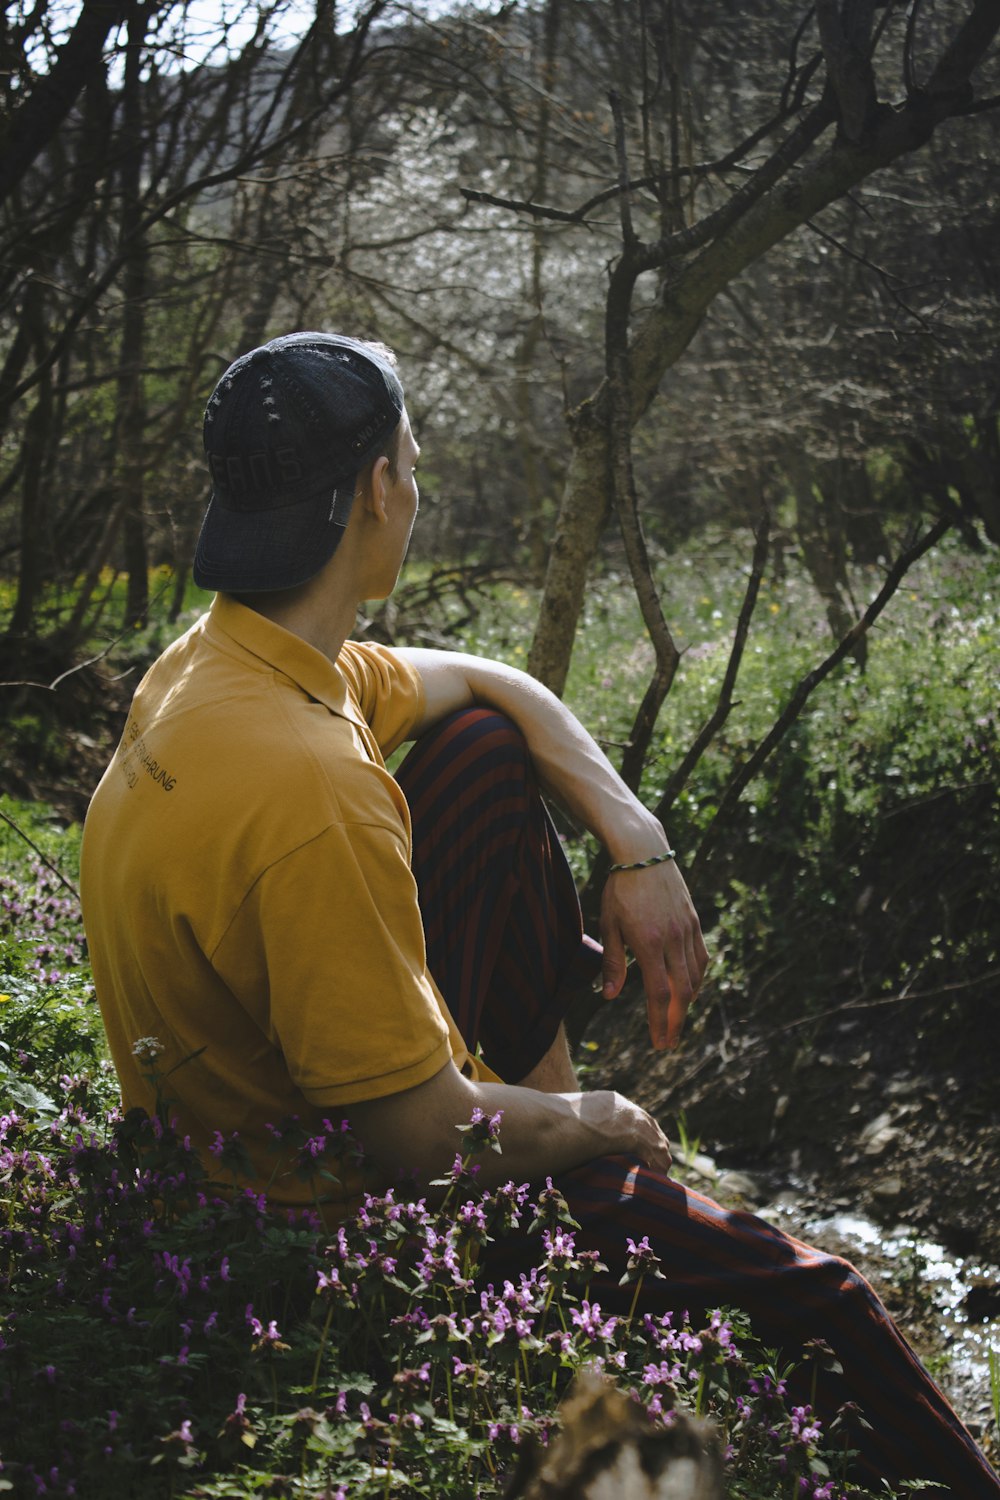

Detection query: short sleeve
(212, 818), (452, 1107)
(337, 642), (425, 756)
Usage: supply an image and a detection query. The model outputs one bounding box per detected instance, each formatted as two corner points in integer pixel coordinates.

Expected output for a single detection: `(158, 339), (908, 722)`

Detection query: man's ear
(364, 454), (391, 525)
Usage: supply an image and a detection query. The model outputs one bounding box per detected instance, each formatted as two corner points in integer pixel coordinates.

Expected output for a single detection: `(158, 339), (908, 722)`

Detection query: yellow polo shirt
(81, 595), (489, 1215)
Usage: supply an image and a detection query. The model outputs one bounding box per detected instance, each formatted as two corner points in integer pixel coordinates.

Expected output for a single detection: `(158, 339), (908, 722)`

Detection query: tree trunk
(526, 426), (612, 693)
(117, 6), (151, 632)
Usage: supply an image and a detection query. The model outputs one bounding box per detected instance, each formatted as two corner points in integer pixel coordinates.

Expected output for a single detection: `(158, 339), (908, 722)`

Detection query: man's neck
(230, 568), (357, 665)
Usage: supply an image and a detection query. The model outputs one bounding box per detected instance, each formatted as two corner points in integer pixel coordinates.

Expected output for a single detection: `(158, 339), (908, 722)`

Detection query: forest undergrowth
(2, 536), (1000, 1496)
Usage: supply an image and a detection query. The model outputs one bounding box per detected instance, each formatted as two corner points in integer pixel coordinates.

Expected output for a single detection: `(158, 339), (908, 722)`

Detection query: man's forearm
(346, 1062), (673, 1194)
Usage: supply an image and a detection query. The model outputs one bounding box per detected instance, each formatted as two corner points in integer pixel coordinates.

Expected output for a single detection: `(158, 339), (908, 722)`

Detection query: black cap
(193, 332), (405, 593)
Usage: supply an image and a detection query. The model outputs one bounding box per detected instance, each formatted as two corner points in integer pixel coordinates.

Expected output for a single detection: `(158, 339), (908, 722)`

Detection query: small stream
(776, 1202), (999, 1438)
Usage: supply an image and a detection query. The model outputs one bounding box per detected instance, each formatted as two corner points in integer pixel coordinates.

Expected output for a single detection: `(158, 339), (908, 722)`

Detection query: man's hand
(600, 857), (709, 1051)
(593, 1089), (673, 1172)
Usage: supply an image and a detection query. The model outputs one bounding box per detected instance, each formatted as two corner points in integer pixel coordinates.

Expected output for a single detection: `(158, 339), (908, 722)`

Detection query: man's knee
(441, 706), (528, 757)
(419, 707), (532, 787)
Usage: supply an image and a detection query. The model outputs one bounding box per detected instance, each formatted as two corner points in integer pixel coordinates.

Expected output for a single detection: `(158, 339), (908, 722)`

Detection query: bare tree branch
(691, 515), (952, 877)
(0, 0), (394, 413)
(654, 512), (771, 826)
(603, 96), (682, 793)
(926, 0), (1000, 99)
(0, 0), (133, 208)
(903, 0), (926, 96)
(0, 807), (80, 903)
(779, 4), (819, 113)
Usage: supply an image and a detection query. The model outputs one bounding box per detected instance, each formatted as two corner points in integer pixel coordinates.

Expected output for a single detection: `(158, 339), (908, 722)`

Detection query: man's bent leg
(484, 1155), (1000, 1498)
(395, 708), (601, 1083)
(514, 1021), (578, 1092)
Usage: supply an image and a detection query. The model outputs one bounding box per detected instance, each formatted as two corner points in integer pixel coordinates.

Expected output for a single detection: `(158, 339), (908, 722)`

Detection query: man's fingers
(638, 952), (673, 1051)
(688, 923), (711, 994)
(601, 925), (629, 999)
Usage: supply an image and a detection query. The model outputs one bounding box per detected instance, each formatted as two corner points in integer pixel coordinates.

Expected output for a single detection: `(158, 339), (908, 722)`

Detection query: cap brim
(192, 485), (351, 593)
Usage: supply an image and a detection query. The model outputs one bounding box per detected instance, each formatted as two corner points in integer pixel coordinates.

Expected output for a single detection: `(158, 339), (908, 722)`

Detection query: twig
(667, 964), (1000, 1097)
(904, 0), (925, 96)
(803, 217), (947, 337)
(767, 965), (1000, 1035)
(780, 5), (819, 114)
(654, 511), (770, 825)
(0, 807), (80, 903)
(604, 100), (681, 794)
(0, 574), (177, 694)
(0, 635), (125, 693)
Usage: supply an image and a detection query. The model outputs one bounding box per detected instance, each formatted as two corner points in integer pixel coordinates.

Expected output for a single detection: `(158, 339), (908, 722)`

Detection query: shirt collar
(206, 594), (366, 727)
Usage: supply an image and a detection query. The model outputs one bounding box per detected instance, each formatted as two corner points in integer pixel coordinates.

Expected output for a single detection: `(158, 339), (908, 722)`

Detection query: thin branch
(779, 5), (819, 113)
(608, 90), (637, 249)
(691, 515), (952, 878)
(904, 0), (925, 96)
(634, 96), (835, 270)
(0, 576), (177, 694)
(767, 965), (1000, 1034)
(604, 313), (682, 790)
(654, 512), (770, 825)
(598, 86), (685, 789)
(802, 217), (948, 335)
(0, 808), (80, 904)
(459, 91), (826, 229)
(678, 963), (1000, 1094)
(459, 185), (600, 225)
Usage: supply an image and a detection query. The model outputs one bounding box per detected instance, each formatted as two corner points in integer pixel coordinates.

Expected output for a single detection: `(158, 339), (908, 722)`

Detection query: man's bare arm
(346, 1059), (672, 1194)
(396, 646), (709, 1050)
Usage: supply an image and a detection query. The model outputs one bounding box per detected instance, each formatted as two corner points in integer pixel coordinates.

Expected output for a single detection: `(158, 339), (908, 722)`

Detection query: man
(81, 333), (999, 1498)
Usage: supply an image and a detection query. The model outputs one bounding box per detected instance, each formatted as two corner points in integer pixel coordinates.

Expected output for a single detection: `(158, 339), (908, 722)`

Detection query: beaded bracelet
(608, 849), (677, 874)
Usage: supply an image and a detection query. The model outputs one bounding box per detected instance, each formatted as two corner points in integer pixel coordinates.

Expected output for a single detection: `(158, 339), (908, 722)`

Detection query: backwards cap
(193, 332), (404, 593)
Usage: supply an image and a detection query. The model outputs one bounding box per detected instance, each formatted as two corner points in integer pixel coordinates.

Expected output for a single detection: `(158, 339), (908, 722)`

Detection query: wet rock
(885, 1075), (921, 1098)
(860, 1112), (900, 1156)
(872, 1176), (904, 1203)
(680, 1151), (719, 1183)
(963, 1280), (1000, 1322)
(715, 1170), (763, 1204)
(759, 1191), (801, 1222)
